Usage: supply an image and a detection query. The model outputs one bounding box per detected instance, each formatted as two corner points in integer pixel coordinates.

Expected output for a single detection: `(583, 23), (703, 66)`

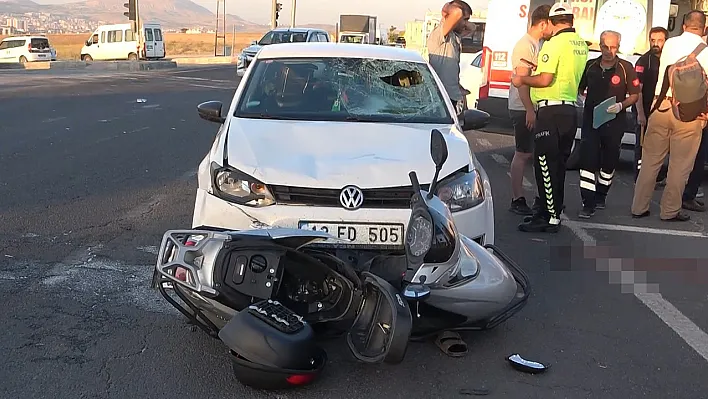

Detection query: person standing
(576, 31), (639, 218)
(427, 0), (475, 114)
(634, 27), (669, 185)
(631, 10), (708, 222)
(511, 2), (588, 233)
(507, 4), (553, 216)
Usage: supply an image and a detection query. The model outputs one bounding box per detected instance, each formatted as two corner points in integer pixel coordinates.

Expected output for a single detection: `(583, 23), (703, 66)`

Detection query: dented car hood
(223, 119), (473, 188)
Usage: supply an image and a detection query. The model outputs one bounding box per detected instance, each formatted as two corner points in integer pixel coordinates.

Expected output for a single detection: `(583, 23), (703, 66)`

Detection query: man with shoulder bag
(631, 11), (708, 222)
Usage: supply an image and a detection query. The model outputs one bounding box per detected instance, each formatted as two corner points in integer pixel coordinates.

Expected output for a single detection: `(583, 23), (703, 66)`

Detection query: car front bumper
(192, 186), (495, 247)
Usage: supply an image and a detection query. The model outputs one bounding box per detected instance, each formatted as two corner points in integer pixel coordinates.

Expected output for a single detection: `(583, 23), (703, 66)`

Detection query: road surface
(1, 66), (707, 399)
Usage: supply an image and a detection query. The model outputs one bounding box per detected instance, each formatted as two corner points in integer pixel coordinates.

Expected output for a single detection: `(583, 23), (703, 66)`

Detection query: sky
(34, 0), (489, 28)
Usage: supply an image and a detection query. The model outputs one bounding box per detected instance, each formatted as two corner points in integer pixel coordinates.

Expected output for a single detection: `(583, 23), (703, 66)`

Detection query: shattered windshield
(234, 57), (453, 124)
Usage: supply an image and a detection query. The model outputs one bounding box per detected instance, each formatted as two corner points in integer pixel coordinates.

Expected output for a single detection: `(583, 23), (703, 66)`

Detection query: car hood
(223, 120), (473, 188)
(242, 44), (262, 55)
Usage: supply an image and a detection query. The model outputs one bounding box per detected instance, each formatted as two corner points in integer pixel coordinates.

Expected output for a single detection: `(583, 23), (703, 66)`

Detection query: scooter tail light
(175, 267), (188, 282)
(286, 374), (316, 385)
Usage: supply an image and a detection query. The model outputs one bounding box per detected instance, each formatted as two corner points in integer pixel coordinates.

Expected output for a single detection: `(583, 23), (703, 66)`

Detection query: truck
(337, 14), (378, 44)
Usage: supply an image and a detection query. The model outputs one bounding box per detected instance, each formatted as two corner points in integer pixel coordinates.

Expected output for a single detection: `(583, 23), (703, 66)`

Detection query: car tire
(566, 139), (581, 170)
(19, 56), (27, 64)
(82, 54), (93, 62)
(128, 53), (138, 61)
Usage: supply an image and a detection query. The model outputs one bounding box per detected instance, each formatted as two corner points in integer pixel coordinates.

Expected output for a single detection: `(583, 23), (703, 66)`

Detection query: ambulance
(475, 0), (687, 168)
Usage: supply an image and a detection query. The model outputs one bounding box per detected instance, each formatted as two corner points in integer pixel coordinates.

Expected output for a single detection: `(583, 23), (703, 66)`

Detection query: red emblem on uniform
(632, 78), (640, 87)
(611, 75), (621, 85)
(635, 65), (645, 73)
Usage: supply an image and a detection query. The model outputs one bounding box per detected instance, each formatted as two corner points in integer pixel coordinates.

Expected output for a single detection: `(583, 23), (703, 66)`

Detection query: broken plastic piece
(137, 99), (147, 103)
(459, 388), (490, 396)
(507, 353), (549, 374)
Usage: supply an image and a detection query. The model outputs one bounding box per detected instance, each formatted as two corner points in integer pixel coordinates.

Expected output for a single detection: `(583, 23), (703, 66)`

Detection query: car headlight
(211, 163), (275, 207)
(435, 170), (484, 212)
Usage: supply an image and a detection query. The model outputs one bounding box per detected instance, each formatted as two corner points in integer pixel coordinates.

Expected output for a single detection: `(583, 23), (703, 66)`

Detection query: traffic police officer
(511, 2), (588, 233)
(576, 30), (639, 219)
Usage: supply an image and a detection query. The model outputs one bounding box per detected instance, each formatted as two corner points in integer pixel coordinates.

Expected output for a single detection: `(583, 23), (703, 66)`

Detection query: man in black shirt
(634, 27), (669, 184)
(577, 30), (639, 218)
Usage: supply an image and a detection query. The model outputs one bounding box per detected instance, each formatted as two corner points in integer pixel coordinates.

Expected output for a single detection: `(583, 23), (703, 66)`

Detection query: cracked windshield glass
(235, 57), (453, 124)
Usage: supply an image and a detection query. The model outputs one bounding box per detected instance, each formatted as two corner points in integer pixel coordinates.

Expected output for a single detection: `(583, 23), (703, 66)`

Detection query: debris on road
(136, 99), (147, 103)
(507, 354), (549, 374)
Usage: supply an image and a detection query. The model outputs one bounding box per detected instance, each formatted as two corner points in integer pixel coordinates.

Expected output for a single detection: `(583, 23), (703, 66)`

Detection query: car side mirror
(460, 109), (490, 131)
(197, 101), (226, 124)
(251, 40), (257, 45)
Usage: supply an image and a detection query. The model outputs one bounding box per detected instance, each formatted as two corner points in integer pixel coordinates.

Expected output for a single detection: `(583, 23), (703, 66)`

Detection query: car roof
(271, 27), (324, 33)
(257, 42), (426, 63)
(1, 36), (48, 41)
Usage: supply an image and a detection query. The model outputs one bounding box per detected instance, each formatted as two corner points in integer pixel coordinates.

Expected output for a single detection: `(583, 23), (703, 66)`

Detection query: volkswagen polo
(192, 42), (495, 263)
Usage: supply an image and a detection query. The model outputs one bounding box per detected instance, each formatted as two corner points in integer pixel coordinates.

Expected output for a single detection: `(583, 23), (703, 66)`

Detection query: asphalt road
(1, 66), (708, 399)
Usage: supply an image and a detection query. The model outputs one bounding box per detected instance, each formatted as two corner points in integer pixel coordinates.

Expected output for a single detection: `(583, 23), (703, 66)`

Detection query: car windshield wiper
(239, 113), (303, 120)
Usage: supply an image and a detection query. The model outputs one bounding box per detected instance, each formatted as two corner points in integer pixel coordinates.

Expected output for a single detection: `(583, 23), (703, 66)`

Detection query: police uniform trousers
(532, 101), (577, 223)
(579, 116), (625, 209)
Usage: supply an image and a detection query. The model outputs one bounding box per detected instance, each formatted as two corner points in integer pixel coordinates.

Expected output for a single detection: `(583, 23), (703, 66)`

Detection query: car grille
(269, 185), (430, 209)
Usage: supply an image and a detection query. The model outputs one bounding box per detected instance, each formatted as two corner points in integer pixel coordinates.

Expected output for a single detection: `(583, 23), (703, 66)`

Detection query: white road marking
(571, 221), (708, 238)
(473, 135), (708, 363)
(490, 153), (510, 166)
(189, 83), (234, 90)
(506, 172), (534, 191)
(561, 216), (708, 363)
(477, 138), (493, 149)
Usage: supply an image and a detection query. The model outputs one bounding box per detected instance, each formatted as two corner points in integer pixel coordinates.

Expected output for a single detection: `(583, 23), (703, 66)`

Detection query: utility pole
(290, 0), (296, 28)
(271, 0), (277, 30)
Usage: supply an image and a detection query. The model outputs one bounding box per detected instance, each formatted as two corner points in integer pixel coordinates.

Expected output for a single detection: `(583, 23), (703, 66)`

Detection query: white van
(0, 36), (56, 63)
(80, 22), (165, 61)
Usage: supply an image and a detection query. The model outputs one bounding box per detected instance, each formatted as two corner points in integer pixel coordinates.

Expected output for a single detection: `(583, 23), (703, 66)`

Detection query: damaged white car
(192, 42), (494, 266)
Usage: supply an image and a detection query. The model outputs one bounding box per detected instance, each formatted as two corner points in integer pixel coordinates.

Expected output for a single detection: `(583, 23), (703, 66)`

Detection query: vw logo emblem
(339, 186), (364, 210)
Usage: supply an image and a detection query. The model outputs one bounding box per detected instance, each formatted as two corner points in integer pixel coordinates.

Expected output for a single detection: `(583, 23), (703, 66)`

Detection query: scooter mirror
(427, 129), (448, 199)
(402, 284), (431, 301)
(430, 129), (448, 170)
(507, 354), (549, 374)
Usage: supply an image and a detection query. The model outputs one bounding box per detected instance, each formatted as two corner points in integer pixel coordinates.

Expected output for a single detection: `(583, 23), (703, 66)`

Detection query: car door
(346, 272), (413, 364)
(92, 31), (109, 60)
(144, 27), (156, 58)
(151, 27), (165, 58)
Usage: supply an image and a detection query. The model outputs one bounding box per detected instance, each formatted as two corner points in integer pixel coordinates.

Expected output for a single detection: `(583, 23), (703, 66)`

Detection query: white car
(0, 36), (54, 63)
(192, 43), (495, 260)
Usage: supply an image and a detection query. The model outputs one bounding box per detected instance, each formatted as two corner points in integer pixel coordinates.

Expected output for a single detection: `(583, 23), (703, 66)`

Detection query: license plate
(298, 221), (404, 248)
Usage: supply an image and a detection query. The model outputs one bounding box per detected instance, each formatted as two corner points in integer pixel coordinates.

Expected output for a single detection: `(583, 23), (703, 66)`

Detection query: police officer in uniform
(576, 30), (639, 218)
(511, 2), (588, 233)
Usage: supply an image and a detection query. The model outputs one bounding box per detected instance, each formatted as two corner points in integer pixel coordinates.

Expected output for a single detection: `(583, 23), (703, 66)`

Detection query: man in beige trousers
(631, 11), (708, 222)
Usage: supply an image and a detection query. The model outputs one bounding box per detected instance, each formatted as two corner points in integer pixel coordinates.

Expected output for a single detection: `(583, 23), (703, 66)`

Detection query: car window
(125, 29), (135, 42)
(258, 31), (274, 45)
(107, 30), (123, 43)
(145, 29), (154, 42)
(101, 32), (106, 43)
(461, 26), (485, 54)
(235, 57), (453, 124)
(30, 38), (50, 49)
(154, 29), (163, 41)
(321, 33), (330, 42)
(471, 54), (482, 68)
(0, 41), (7, 50)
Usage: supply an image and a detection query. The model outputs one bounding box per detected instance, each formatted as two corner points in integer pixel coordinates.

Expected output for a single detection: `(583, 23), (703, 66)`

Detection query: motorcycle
(151, 125), (530, 389)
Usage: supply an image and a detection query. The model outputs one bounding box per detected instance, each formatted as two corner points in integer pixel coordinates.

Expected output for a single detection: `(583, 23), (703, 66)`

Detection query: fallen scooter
(151, 127), (531, 389)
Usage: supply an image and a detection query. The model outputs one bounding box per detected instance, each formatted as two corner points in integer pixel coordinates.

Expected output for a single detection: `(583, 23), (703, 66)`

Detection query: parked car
(0, 36), (54, 63)
(194, 42), (495, 265)
(237, 27), (331, 74)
